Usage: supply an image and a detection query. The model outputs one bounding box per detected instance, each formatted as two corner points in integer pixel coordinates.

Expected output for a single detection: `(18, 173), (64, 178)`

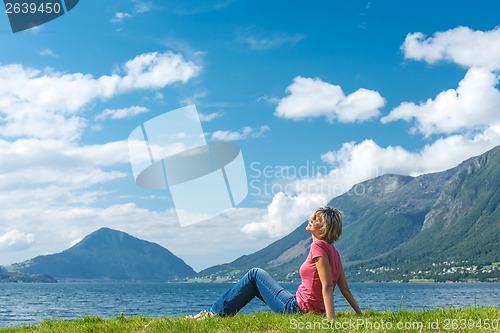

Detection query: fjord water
(0, 282), (499, 327)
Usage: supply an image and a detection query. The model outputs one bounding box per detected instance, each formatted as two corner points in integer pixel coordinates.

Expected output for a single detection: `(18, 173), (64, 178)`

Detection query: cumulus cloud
(0, 51), (201, 141)
(382, 67), (500, 136)
(95, 106), (149, 121)
(241, 192), (327, 238)
(242, 126), (500, 238)
(384, 27), (500, 136)
(0, 139), (131, 192)
(211, 125), (270, 141)
(402, 26), (500, 70)
(0, 139), (130, 172)
(0, 230), (35, 251)
(321, 130), (500, 178)
(275, 76), (385, 123)
(120, 51), (200, 90)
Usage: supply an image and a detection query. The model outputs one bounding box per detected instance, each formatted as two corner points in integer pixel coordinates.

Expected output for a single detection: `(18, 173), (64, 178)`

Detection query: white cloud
(111, 12), (132, 24)
(383, 27), (500, 137)
(385, 27), (500, 136)
(132, 0), (153, 14)
(110, 1), (154, 25)
(403, 26), (500, 70)
(0, 139), (131, 192)
(26, 26), (41, 34)
(241, 192), (327, 238)
(382, 67), (500, 136)
(120, 51), (200, 90)
(179, 90), (208, 106)
(211, 125), (270, 141)
(199, 112), (221, 122)
(95, 106), (149, 121)
(154, 91), (164, 100)
(0, 139), (130, 173)
(275, 76), (385, 123)
(321, 130), (500, 178)
(0, 51), (201, 141)
(0, 230), (35, 251)
(39, 49), (58, 58)
(239, 31), (306, 51)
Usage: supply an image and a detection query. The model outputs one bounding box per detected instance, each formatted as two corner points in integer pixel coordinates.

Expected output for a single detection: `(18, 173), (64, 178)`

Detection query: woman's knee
(248, 267), (266, 278)
(248, 267), (265, 274)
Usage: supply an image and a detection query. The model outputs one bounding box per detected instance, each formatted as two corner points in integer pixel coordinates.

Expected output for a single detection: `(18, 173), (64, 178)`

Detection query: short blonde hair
(309, 207), (343, 243)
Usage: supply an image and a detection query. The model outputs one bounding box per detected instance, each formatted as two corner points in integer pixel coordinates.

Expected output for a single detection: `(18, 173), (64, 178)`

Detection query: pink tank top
(295, 239), (341, 313)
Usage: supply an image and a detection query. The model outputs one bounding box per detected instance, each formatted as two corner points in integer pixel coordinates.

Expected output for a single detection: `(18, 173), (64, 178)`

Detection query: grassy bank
(1, 307), (498, 333)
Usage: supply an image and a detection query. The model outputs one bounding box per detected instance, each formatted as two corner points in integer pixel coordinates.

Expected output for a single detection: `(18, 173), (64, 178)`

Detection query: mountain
(199, 146), (500, 282)
(13, 228), (196, 281)
(0, 266), (57, 283)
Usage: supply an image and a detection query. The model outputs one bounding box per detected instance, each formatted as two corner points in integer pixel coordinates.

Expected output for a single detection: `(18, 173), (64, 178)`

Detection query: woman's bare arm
(337, 264), (362, 315)
(314, 256), (335, 319)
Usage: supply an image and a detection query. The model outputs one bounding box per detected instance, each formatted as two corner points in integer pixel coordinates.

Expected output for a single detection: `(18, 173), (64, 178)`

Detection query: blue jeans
(209, 267), (302, 316)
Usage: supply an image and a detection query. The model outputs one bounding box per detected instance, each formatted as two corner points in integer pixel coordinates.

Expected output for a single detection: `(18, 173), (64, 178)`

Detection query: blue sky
(1, 0), (499, 271)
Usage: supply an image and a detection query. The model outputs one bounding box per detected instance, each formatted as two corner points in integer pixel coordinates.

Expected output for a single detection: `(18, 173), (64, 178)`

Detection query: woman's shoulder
(311, 239), (335, 251)
(312, 239), (339, 256)
(312, 239), (332, 246)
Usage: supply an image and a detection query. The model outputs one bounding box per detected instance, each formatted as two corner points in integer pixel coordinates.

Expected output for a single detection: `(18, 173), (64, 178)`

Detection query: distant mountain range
(12, 228), (196, 281)
(199, 146), (500, 282)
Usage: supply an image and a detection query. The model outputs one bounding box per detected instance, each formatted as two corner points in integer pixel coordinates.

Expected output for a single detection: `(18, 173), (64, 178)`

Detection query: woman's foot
(185, 310), (215, 320)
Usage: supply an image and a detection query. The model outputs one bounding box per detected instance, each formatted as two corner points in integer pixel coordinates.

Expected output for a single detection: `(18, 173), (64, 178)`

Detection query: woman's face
(306, 217), (323, 239)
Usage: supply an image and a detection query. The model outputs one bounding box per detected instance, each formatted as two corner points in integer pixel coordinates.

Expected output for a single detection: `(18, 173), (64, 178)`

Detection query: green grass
(1, 308), (499, 333)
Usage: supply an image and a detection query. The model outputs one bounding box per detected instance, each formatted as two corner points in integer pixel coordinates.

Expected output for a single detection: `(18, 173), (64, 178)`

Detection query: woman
(188, 207), (362, 320)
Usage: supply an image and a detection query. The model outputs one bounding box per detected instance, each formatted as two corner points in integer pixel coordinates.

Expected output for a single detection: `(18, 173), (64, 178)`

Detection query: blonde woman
(189, 207), (362, 320)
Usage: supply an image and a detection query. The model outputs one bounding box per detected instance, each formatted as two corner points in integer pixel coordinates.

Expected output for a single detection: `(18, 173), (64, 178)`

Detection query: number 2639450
(5, 2), (62, 14)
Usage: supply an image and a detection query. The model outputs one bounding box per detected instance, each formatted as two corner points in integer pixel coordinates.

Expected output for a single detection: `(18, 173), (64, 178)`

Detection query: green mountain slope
(13, 228), (196, 281)
(379, 148), (500, 279)
(199, 146), (500, 282)
(0, 265), (57, 283)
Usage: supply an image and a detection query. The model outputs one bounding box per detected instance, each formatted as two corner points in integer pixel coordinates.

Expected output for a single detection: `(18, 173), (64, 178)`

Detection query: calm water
(0, 282), (498, 327)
